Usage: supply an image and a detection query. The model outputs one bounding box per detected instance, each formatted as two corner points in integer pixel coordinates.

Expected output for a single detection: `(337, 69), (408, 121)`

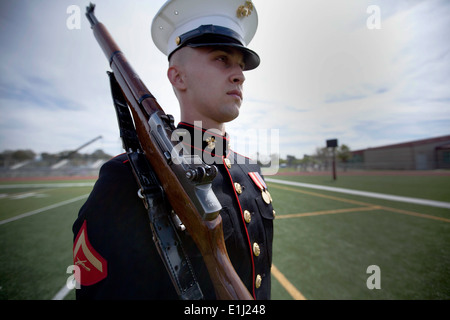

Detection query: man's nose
(230, 66), (245, 84)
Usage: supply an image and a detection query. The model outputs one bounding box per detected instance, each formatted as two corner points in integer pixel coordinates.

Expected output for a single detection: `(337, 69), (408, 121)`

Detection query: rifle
(85, 3), (253, 300)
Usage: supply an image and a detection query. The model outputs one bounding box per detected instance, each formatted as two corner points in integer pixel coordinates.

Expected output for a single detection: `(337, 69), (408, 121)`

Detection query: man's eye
(217, 56), (227, 63)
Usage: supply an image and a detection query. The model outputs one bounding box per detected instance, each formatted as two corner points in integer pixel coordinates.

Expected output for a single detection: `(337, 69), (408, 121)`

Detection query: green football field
(0, 173), (449, 300)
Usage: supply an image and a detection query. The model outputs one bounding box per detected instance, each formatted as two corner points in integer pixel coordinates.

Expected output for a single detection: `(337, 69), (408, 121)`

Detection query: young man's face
(170, 46), (246, 128)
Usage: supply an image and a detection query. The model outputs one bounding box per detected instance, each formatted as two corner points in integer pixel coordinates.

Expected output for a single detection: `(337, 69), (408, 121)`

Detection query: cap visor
(187, 43), (260, 70)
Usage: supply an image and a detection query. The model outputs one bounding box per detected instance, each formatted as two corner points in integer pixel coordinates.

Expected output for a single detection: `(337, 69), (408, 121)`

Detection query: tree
(12, 149), (36, 161)
(337, 144), (352, 171)
(314, 147), (331, 170)
(286, 155), (297, 167)
(90, 149), (112, 160)
(337, 144), (351, 162)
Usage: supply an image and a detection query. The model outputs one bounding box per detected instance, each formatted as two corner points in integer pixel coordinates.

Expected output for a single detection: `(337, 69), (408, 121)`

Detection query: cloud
(0, 0), (449, 160)
(0, 0), (170, 155)
(233, 0), (450, 157)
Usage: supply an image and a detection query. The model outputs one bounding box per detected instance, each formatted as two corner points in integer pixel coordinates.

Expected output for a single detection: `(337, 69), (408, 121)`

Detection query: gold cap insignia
(237, 1), (254, 18)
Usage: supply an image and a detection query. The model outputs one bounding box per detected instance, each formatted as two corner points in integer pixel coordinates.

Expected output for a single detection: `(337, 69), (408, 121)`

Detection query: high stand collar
(176, 122), (231, 162)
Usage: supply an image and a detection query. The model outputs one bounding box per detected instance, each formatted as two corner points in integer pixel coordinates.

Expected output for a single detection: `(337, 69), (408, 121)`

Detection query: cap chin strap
(168, 24), (260, 70)
(169, 24), (243, 60)
(178, 25), (245, 47)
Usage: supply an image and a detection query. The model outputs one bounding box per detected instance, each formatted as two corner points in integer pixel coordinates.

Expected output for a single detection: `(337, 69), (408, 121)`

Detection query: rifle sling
(107, 71), (204, 300)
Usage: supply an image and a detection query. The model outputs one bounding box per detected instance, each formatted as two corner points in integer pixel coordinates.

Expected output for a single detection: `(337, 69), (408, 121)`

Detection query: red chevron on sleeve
(73, 220), (107, 286)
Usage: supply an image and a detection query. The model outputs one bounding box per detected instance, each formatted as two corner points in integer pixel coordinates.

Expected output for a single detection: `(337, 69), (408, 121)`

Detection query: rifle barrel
(85, 3), (98, 28)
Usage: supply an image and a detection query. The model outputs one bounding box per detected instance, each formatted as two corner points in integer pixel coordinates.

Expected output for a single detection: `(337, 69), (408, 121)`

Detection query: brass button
(244, 210), (251, 223)
(253, 242), (260, 257)
(175, 36), (181, 45)
(224, 158), (231, 169)
(255, 274), (262, 289)
(234, 182), (242, 194)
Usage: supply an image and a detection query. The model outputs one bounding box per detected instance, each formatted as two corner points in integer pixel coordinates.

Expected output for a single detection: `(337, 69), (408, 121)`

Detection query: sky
(0, 0), (449, 160)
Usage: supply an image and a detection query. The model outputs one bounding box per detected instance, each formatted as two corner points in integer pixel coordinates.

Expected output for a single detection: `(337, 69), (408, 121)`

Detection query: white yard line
(52, 284), (73, 300)
(0, 182), (95, 189)
(265, 178), (450, 209)
(1, 191), (90, 299)
(0, 194), (89, 226)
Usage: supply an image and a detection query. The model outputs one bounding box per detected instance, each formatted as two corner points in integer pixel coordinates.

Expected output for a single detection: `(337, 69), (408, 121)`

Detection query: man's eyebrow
(207, 47), (233, 54)
(207, 47), (245, 64)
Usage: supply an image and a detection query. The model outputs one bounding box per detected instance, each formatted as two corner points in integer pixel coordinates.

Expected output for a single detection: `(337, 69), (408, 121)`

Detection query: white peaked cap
(151, 0), (260, 70)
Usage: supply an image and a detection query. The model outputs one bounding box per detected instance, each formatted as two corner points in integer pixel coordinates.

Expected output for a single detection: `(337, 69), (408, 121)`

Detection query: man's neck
(180, 114), (226, 136)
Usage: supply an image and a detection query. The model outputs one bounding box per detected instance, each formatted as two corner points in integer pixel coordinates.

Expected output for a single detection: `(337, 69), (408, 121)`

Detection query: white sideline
(265, 178), (450, 209)
(52, 284), (73, 300)
(0, 193), (90, 299)
(0, 182), (95, 189)
(0, 194), (89, 226)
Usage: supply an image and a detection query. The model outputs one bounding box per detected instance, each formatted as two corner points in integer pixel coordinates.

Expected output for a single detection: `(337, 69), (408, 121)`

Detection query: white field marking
(265, 178), (450, 209)
(0, 194), (89, 226)
(0, 182), (95, 189)
(9, 192), (49, 200)
(52, 284), (73, 300)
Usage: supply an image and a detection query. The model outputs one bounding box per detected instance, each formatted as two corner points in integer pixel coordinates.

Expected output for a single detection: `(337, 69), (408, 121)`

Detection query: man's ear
(167, 66), (187, 91)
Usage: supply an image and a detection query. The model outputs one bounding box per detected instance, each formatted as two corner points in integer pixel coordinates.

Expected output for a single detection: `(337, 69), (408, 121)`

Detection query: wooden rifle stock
(85, 4), (252, 300)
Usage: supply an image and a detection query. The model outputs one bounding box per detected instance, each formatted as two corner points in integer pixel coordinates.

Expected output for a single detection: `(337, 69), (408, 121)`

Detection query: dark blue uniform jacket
(73, 122), (275, 299)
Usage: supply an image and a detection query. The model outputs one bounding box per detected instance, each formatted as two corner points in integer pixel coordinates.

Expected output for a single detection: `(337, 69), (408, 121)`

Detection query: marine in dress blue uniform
(73, 0), (275, 299)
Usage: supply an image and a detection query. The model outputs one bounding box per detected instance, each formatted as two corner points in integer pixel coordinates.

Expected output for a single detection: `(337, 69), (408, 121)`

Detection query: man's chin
(223, 108), (240, 123)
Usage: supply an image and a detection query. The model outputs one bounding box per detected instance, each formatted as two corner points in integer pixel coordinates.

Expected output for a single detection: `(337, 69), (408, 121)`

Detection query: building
(350, 135), (450, 170)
